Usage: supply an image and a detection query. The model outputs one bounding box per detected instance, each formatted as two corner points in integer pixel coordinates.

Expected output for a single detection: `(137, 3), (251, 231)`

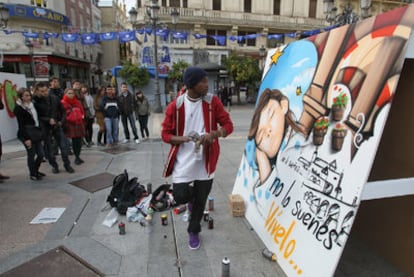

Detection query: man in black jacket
(33, 82), (74, 174)
(118, 82), (140, 144)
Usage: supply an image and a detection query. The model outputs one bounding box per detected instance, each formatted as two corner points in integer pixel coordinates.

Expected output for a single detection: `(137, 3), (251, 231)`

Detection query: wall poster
(232, 5), (414, 276)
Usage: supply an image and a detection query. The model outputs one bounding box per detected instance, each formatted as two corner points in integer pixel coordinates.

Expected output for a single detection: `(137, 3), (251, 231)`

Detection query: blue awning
(6, 4), (71, 26)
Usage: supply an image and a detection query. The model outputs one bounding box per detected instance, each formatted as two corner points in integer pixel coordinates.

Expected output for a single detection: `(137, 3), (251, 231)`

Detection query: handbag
(25, 125), (43, 142)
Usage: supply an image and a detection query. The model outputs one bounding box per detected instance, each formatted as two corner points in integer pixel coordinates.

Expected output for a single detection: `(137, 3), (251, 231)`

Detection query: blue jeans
(121, 113), (138, 140)
(104, 117), (119, 144)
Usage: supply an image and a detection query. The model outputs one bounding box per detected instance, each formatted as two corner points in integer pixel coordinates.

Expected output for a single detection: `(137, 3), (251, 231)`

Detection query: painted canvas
(0, 73), (24, 141)
(232, 5), (414, 277)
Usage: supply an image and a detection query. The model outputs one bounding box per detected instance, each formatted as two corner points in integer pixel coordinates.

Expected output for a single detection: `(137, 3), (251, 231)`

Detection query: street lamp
(147, 0), (162, 113)
(171, 8), (179, 29)
(25, 40), (36, 83)
(259, 45), (266, 70)
(0, 3), (9, 29)
(129, 2), (179, 113)
(323, 0), (372, 26)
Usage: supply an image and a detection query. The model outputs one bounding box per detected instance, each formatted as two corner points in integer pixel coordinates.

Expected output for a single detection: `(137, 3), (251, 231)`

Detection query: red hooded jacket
(161, 93), (233, 177)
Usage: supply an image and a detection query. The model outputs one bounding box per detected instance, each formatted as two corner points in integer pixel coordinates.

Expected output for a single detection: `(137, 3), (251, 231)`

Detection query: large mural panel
(232, 5), (414, 276)
(0, 73), (24, 141)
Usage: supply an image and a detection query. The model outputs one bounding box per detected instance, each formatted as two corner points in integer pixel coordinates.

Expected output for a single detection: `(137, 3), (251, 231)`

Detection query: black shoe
(37, 172), (46, 177)
(74, 158), (82, 165)
(0, 174), (10, 180)
(65, 166), (75, 173)
(78, 158), (84, 164)
(30, 175), (40, 181)
(52, 167), (59, 174)
(68, 150), (73, 155)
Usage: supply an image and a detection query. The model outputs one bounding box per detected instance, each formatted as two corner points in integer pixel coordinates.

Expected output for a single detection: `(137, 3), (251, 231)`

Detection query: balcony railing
(134, 7), (327, 31)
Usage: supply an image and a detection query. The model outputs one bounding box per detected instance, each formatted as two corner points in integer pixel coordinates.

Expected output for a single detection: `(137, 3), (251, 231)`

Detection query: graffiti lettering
(265, 201), (297, 258)
(291, 200), (353, 250)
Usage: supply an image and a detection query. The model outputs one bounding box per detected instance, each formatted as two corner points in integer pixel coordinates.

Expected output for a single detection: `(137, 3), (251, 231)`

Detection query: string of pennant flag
(3, 24), (338, 45)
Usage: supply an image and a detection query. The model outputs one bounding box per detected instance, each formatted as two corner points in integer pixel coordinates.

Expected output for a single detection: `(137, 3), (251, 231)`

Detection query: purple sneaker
(188, 232), (200, 250)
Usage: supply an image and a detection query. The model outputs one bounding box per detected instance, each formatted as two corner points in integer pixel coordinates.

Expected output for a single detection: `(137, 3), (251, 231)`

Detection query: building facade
(0, 0), (103, 90)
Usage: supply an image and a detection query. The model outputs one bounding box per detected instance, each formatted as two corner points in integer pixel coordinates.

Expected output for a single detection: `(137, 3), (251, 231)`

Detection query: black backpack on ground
(107, 170), (147, 215)
(150, 184), (174, 212)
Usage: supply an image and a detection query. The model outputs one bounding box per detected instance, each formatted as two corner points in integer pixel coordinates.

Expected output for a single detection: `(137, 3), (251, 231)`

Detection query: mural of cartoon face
(255, 98), (288, 158)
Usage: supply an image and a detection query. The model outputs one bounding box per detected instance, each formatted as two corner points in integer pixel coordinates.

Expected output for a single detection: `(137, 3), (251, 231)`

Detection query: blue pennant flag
(99, 32), (118, 41)
(144, 33), (148, 43)
(285, 32), (298, 38)
(3, 29), (19, 35)
(211, 35), (226, 45)
(62, 33), (80, 43)
(172, 31), (188, 40)
(245, 33), (260, 39)
(302, 29), (321, 37)
(193, 34), (208, 39)
(23, 32), (39, 38)
(156, 28), (169, 41)
(137, 28), (146, 35)
(43, 32), (59, 39)
(160, 46), (170, 63)
(119, 30), (136, 43)
(142, 46), (152, 64)
(81, 33), (98, 45)
(268, 34), (283, 40)
(145, 27), (152, 35)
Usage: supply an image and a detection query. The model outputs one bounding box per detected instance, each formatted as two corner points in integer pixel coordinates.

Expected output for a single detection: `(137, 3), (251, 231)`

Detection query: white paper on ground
(102, 207), (118, 228)
(30, 207), (66, 224)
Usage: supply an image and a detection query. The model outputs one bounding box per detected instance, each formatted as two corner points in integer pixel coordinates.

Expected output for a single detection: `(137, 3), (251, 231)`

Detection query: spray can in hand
(262, 248), (277, 261)
(221, 257), (230, 277)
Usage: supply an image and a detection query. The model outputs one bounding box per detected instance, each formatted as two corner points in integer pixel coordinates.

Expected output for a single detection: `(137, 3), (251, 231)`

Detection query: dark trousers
(24, 140), (44, 176)
(85, 118), (94, 143)
(121, 113), (138, 140)
(173, 179), (213, 234)
(137, 115), (149, 138)
(72, 137), (82, 159)
(46, 127), (71, 168)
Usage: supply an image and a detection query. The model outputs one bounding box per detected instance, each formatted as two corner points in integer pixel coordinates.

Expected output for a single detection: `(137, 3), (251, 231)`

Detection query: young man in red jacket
(161, 66), (234, 250)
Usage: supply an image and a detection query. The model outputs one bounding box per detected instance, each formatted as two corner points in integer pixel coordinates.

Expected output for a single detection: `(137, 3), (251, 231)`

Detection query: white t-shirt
(172, 96), (213, 183)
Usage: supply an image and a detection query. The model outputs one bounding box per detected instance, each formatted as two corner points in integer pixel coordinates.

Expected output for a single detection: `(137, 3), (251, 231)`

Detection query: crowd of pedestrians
(8, 77), (151, 180)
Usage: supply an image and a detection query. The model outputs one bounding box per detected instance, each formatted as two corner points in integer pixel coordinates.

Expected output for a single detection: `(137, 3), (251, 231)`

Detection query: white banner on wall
(0, 73), (26, 142)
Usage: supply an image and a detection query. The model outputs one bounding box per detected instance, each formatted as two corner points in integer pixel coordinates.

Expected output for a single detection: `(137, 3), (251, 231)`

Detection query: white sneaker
(135, 139), (140, 144)
(122, 139), (129, 144)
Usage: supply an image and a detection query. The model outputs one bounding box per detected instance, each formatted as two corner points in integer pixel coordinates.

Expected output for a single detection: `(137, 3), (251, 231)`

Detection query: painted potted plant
(331, 92), (349, 121)
(313, 116), (329, 146)
(331, 123), (347, 151)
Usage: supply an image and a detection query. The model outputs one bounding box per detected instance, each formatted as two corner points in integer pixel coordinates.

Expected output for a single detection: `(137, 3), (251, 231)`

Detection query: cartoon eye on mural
(233, 5), (414, 277)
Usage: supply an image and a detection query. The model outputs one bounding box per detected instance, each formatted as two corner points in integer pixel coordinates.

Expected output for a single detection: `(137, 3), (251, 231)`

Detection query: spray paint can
(146, 183), (152, 194)
(203, 210), (210, 222)
(208, 196), (214, 211)
(208, 217), (214, 229)
(173, 205), (187, 214)
(221, 257), (230, 277)
(118, 222), (126, 235)
(262, 248), (277, 261)
(161, 213), (168, 225)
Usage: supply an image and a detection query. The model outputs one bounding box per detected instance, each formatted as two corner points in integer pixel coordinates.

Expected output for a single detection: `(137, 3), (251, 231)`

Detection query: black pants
(46, 127), (71, 168)
(24, 140), (44, 176)
(173, 179), (213, 234)
(137, 115), (149, 138)
(85, 118), (94, 143)
(72, 137), (82, 159)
